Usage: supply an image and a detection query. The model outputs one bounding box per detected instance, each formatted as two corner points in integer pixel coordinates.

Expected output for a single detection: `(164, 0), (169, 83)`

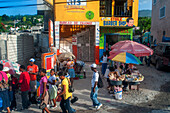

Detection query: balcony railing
(114, 6), (132, 17)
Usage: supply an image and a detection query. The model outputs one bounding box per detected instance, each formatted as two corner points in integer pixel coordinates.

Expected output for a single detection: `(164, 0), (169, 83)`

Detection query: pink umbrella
(110, 40), (153, 57)
(0, 60), (21, 75)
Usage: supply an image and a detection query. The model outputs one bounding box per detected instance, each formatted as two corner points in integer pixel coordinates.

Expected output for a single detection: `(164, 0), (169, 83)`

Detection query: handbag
(69, 86), (74, 93)
(71, 96), (78, 104)
(0, 72), (9, 91)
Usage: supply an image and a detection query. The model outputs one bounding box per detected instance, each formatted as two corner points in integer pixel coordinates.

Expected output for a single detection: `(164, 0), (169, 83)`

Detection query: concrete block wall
(0, 40), (7, 60)
(6, 34), (34, 66)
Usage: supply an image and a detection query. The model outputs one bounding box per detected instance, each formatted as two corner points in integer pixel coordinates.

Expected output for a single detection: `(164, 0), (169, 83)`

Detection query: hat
(29, 58), (35, 62)
(3, 67), (10, 72)
(90, 63), (97, 68)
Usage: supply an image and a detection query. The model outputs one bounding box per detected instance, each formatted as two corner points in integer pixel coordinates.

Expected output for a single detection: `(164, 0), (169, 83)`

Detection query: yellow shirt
(61, 78), (72, 100)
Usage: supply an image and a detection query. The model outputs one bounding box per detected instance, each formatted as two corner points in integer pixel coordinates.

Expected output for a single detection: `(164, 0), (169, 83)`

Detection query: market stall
(107, 52), (144, 100)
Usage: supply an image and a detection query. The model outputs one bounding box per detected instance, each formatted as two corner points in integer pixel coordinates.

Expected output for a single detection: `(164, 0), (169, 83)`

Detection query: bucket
(114, 86), (122, 100)
(115, 91), (122, 100)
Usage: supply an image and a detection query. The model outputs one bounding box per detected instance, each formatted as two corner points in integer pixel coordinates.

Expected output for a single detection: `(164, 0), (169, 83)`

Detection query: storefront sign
(41, 53), (56, 71)
(103, 21), (126, 26)
(95, 22), (100, 46)
(48, 20), (54, 47)
(59, 21), (95, 25)
(67, 0), (86, 6)
(55, 21), (60, 49)
(72, 35), (77, 45)
(101, 28), (130, 33)
(100, 17), (135, 27)
(86, 11), (94, 20)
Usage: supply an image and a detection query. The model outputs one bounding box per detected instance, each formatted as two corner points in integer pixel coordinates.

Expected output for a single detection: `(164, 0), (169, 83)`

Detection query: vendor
(100, 52), (108, 76)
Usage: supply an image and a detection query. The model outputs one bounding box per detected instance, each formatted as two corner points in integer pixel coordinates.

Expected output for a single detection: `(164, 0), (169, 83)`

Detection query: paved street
(9, 63), (170, 113)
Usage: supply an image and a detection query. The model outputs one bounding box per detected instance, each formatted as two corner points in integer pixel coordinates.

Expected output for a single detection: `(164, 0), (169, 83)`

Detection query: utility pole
(53, 0), (56, 47)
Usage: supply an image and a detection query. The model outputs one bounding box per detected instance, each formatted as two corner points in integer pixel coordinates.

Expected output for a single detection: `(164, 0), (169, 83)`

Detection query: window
(160, 6), (166, 19)
(114, 0), (132, 17)
(100, 0), (112, 17)
(153, 0), (156, 5)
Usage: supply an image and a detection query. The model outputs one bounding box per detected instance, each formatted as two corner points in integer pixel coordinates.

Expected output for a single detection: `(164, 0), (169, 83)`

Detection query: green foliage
(138, 17), (151, 32)
(22, 17), (26, 22)
(0, 14), (43, 32)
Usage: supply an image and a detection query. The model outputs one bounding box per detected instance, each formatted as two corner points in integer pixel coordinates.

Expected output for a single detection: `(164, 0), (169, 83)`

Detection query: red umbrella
(110, 40), (153, 57)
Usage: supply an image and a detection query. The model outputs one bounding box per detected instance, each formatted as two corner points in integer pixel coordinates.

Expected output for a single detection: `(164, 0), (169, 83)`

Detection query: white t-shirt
(103, 55), (108, 63)
(91, 71), (99, 87)
(48, 75), (56, 89)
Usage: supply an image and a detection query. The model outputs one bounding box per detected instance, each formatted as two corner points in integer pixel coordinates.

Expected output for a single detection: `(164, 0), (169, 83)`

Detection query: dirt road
(10, 64), (170, 113)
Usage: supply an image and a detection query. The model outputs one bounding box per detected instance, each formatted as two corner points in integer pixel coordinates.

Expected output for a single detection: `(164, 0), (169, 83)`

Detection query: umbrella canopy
(108, 52), (142, 64)
(0, 60), (21, 74)
(110, 40), (153, 57)
(58, 53), (76, 62)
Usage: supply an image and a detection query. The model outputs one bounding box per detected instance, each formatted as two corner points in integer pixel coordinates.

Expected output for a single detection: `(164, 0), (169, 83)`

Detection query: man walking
(27, 58), (38, 103)
(19, 65), (31, 110)
(90, 64), (102, 110)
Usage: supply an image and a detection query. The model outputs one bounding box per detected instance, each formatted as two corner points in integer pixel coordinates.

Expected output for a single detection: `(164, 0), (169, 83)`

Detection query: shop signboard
(41, 53), (56, 71)
(48, 20), (54, 47)
(100, 17), (136, 27)
(67, 0), (86, 6)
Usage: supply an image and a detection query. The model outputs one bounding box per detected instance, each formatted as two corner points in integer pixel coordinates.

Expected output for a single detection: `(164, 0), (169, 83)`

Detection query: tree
(138, 17), (151, 32)
(22, 17), (26, 22)
(1, 14), (10, 21)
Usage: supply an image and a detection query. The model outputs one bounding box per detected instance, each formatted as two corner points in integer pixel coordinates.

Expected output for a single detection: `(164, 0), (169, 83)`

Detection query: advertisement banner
(48, 20), (54, 47)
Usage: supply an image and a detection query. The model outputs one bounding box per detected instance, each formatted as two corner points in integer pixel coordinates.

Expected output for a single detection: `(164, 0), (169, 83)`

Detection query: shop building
(44, 0), (139, 64)
(151, 0), (170, 43)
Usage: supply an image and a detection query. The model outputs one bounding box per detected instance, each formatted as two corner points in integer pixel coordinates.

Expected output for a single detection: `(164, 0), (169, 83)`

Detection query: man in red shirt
(27, 58), (39, 103)
(19, 65), (31, 110)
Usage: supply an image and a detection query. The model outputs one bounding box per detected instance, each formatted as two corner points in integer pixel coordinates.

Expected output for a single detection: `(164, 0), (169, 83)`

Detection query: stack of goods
(109, 72), (125, 81)
(125, 74), (144, 82)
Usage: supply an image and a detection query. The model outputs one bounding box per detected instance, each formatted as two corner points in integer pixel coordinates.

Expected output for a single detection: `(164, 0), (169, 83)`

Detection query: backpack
(97, 72), (103, 88)
(0, 72), (9, 91)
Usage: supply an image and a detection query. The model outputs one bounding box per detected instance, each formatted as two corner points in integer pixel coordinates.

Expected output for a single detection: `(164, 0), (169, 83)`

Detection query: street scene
(0, 0), (170, 113)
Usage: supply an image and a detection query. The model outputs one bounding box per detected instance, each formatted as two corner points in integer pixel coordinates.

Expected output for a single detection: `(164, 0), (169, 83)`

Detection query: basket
(129, 82), (140, 85)
(110, 80), (122, 86)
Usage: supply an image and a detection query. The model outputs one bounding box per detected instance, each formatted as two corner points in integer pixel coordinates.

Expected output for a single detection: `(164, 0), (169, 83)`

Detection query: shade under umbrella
(108, 52), (142, 65)
(110, 40), (153, 57)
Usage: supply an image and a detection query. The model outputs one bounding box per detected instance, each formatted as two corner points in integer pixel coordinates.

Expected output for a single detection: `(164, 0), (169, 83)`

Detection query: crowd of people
(0, 57), (104, 113)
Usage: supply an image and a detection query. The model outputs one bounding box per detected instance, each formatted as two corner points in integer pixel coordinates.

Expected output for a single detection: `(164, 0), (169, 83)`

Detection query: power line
(0, 4), (44, 9)
(0, 0), (99, 9)
(0, 0), (34, 3)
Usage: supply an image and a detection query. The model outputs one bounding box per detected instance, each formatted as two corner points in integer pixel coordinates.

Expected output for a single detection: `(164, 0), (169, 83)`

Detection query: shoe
(96, 104), (102, 110)
(51, 106), (57, 109)
(47, 104), (50, 108)
(93, 106), (97, 108)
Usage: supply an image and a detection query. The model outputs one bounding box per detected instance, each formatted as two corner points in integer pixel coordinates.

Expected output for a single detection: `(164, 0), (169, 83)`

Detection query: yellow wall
(54, 0), (99, 22)
(133, 0), (139, 27)
(46, 0), (139, 26)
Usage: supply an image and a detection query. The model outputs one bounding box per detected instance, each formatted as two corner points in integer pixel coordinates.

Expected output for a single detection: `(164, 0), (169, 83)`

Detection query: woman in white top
(100, 52), (108, 76)
(48, 69), (58, 109)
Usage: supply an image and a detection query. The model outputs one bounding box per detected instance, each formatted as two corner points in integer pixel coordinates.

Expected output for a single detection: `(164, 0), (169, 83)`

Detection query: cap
(3, 67), (10, 72)
(29, 58), (35, 62)
(90, 63), (97, 68)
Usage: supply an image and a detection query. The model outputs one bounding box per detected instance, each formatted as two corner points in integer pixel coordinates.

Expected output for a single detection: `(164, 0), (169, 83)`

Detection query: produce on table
(125, 74), (144, 82)
(109, 72), (125, 81)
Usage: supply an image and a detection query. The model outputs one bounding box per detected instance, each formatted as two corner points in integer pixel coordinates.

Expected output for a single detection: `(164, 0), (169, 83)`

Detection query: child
(19, 65), (31, 110)
(48, 69), (57, 109)
(10, 74), (18, 110)
(39, 69), (50, 113)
